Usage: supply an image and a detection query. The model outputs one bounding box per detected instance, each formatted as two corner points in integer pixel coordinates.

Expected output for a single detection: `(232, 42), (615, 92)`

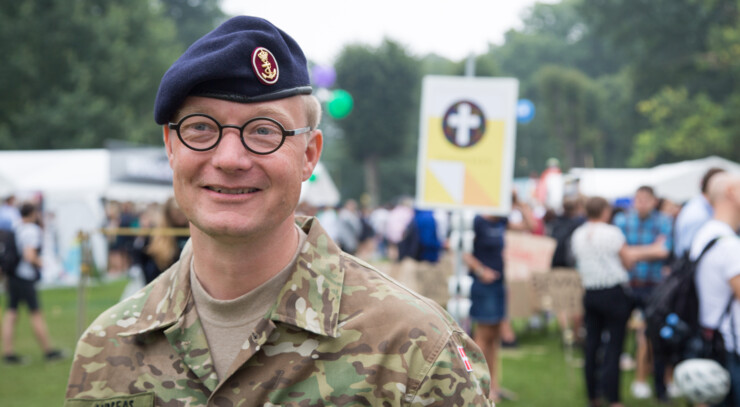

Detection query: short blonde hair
(303, 95), (322, 129)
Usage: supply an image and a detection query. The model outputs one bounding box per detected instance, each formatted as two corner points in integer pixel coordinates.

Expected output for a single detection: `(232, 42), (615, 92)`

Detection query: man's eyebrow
(173, 105), (294, 124)
(249, 106), (293, 123)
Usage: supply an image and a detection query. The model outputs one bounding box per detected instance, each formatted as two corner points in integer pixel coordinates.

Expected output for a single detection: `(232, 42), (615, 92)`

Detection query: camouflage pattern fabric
(66, 216), (493, 406)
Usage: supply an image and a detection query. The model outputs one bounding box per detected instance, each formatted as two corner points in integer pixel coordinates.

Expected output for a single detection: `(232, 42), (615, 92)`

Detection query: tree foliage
(332, 39), (421, 205)
(159, 0), (227, 48)
(631, 87), (732, 166)
(580, 0), (740, 166)
(532, 65), (602, 169)
(0, 0), (220, 150)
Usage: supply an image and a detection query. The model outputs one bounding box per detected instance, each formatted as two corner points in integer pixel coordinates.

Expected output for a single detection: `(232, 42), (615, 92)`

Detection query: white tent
(299, 161), (340, 208)
(570, 156), (740, 203)
(0, 149), (173, 284)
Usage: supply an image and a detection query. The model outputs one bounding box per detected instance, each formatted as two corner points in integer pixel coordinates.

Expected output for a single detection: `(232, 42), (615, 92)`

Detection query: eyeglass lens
(178, 115), (285, 153)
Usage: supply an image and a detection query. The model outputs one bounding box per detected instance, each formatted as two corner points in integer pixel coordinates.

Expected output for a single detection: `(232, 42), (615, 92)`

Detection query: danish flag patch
(457, 346), (473, 372)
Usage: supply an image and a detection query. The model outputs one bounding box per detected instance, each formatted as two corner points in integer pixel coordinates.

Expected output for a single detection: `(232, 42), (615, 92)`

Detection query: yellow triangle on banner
(464, 168), (497, 206)
(425, 168), (456, 204)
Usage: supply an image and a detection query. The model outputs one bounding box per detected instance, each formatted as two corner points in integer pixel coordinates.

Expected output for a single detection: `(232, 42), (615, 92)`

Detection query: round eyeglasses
(168, 113), (312, 155)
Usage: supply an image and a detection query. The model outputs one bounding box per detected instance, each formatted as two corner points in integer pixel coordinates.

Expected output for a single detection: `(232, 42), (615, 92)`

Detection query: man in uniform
(65, 16), (493, 406)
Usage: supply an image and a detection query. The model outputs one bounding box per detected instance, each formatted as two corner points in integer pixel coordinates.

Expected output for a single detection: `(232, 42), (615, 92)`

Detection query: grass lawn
(0, 278), (128, 407)
(1, 279), (677, 406)
(498, 322), (667, 406)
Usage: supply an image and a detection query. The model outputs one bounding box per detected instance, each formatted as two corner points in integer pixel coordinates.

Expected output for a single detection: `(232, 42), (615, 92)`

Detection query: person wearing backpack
(693, 172), (740, 406)
(1, 202), (62, 364)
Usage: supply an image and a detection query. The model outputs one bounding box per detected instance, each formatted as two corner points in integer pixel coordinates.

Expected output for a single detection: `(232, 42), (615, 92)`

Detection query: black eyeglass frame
(168, 113), (312, 155)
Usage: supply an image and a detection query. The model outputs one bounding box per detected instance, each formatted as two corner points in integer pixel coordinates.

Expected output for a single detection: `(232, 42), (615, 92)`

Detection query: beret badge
(252, 47), (279, 85)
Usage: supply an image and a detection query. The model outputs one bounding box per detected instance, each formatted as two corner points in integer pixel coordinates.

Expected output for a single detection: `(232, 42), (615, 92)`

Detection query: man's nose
(210, 128), (254, 171)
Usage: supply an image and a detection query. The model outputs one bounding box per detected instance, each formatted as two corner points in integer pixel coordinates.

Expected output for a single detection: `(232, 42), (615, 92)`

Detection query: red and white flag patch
(457, 346), (473, 372)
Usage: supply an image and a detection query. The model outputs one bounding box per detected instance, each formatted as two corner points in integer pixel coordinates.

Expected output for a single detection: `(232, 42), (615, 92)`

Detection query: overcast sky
(221, 0), (558, 65)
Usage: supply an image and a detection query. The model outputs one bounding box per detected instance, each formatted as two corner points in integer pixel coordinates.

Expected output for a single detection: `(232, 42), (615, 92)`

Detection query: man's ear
(163, 125), (174, 167)
(302, 130), (323, 181)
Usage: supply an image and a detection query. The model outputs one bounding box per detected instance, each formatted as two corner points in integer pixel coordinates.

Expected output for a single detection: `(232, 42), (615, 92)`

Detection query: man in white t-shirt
(692, 172), (740, 405)
(1, 203), (62, 364)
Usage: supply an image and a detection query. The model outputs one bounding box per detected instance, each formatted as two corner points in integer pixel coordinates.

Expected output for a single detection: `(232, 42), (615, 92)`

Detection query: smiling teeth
(209, 187), (258, 194)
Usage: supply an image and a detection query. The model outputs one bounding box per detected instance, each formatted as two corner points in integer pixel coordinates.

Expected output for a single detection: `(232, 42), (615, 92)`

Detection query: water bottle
(666, 313), (690, 342)
(660, 326), (676, 343)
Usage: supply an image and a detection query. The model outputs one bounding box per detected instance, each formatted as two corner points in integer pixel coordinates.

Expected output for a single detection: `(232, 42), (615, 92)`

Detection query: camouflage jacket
(65, 217), (492, 407)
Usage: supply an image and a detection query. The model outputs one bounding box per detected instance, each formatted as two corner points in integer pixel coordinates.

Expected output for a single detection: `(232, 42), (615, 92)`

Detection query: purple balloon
(311, 65), (336, 88)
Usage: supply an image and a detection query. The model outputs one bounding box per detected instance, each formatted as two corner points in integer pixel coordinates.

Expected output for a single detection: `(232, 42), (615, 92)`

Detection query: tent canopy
(570, 156), (740, 203)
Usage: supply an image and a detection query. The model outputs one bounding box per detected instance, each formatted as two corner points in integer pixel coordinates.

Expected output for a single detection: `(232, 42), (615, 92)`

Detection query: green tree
(0, 0), (182, 149)
(532, 65), (602, 169)
(160, 0), (227, 48)
(580, 0), (737, 101)
(484, 0), (630, 174)
(631, 87), (731, 166)
(332, 39), (421, 206)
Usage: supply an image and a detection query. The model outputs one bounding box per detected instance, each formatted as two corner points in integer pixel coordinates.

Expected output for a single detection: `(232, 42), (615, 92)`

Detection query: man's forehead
(176, 95), (306, 121)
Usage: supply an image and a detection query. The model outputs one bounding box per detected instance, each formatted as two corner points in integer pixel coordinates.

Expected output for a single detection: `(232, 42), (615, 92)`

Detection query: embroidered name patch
(251, 46), (279, 85)
(457, 346), (473, 372)
(63, 392), (155, 407)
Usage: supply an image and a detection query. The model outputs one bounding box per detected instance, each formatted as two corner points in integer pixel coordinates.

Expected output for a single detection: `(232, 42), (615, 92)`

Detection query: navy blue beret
(154, 16), (312, 124)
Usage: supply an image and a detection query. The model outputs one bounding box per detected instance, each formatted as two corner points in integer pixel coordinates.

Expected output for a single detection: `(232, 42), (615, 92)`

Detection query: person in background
(463, 213), (509, 403)
(385, 197), (415, 260)
(369, 203), (390, 260)
(0, 195), (21, 231)
(336, 199), (362, 255)
(398, 208), (442, 263)
(463, 195), (536, 403)
(657, 197), (681, 220)
(674, 167), (725, 258)
(613, 185), (673, 402)
(692, 172), (740, 407)
(315, 205), (339, 242)
(1, 203), (62, 364)
(549, 196), (586, 344)
(133, 197), (190, 285)
(572, 196), (633, 407)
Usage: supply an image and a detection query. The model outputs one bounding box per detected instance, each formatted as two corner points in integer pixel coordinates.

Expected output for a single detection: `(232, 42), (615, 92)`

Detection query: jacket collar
(120, 216), (344, 338)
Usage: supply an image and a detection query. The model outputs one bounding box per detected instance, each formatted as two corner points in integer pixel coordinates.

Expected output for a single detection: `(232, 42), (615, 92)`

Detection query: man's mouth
(206, 186), (260, 195)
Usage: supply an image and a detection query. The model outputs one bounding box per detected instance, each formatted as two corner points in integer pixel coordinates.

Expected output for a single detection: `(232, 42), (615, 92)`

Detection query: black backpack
(0, 229), (20, 277)
(645, 237), (721, 365)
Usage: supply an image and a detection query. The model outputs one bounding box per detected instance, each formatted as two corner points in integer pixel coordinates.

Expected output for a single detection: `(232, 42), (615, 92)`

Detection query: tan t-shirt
(190, 225), (307, 381)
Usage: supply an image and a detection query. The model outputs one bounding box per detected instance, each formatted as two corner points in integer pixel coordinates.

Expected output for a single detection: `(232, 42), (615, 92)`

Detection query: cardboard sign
(531, 269), (584, 315)
(382, 255), (455, 307)
(504, 231), (557, 281)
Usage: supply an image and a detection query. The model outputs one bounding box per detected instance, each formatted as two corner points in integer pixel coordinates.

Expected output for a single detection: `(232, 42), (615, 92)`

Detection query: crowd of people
(104, 198), (189, 285)
(298, 165), (740, 406)
(566, 167), (740, 407)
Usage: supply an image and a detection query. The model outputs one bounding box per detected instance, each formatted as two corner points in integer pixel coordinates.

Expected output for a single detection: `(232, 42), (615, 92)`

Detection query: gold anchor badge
(257, 49), (277, 81)
(252, 47), (279, 85)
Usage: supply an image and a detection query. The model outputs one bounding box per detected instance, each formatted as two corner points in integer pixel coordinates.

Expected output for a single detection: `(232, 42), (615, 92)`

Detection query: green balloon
(328, 89), (353, 119)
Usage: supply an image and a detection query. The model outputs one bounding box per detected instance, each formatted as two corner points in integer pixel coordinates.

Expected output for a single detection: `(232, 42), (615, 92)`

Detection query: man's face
(634, 190), (657, 218)
(163, 95), (322, 240)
